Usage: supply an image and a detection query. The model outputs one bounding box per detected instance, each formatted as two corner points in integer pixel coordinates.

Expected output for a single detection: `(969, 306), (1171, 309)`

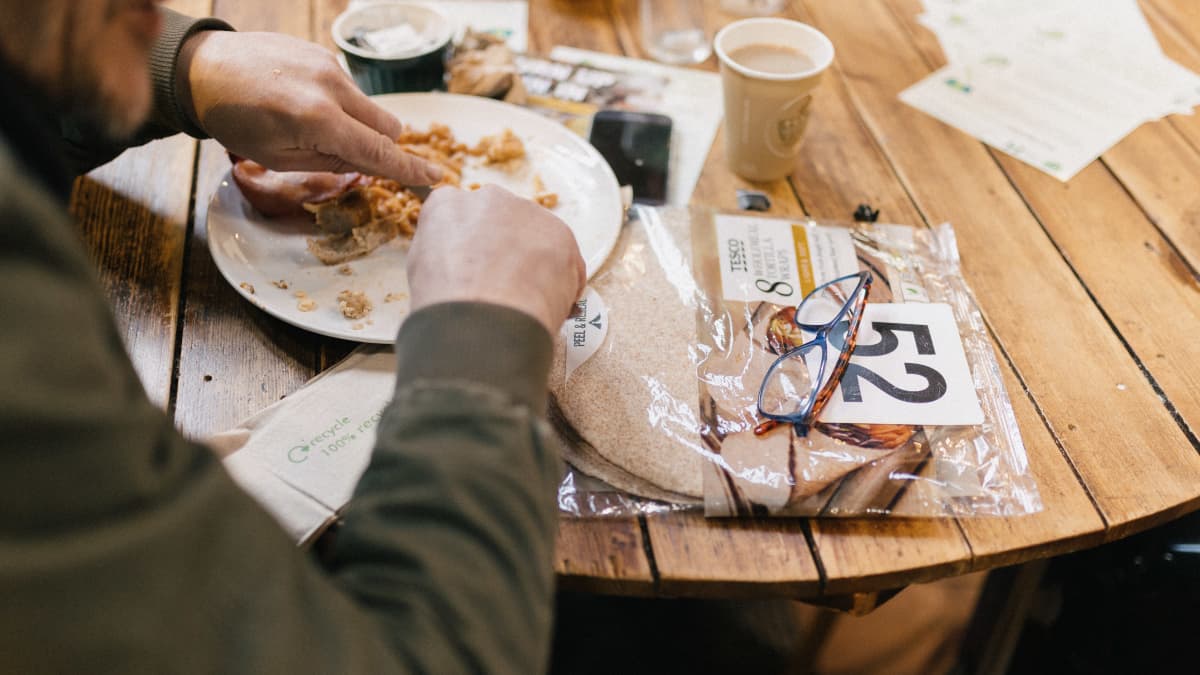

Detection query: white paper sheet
(902, 0), (1200, 181)
(900, 57), (1149, 181)
(818, 303), (985, 426)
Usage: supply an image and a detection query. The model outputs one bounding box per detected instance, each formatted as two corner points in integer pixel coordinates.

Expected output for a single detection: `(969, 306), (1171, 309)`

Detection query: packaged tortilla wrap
(552, 206), (1040, 518)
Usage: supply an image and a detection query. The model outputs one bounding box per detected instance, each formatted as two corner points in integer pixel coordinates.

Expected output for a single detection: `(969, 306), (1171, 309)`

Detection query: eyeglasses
(755, 271), (873, 437)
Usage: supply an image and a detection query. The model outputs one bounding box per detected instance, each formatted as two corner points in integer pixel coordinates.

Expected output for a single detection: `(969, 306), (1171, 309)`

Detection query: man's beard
(66, 65), (153, 140)
(0, 1), (157, 140)
(58, 1), (156, 140)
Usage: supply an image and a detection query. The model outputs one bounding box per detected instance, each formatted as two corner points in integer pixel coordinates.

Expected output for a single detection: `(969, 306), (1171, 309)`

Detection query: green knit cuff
(148, 8), (233, 138)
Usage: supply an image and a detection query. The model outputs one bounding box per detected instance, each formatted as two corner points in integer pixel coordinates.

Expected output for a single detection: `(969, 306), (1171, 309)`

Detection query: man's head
(0, 0), (163, 138)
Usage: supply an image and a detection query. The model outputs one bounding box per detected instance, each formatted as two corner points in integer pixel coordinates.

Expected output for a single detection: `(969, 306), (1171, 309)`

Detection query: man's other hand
(181, 31), (442, 186)
(407, 186), (587, 336)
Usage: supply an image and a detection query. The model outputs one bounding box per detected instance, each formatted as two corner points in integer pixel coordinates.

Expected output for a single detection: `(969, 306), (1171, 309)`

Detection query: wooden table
(73, 0), (1200, 603)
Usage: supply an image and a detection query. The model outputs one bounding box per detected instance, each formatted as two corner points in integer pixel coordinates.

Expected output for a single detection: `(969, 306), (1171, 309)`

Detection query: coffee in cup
(714, 19), (834, 182)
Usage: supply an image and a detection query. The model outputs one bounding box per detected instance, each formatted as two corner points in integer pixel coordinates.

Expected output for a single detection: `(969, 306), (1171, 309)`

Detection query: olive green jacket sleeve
(0, 139), (562, 673)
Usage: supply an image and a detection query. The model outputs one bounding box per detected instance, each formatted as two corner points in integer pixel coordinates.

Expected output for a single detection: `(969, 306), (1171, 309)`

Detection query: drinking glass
(639, 0), (711, 65)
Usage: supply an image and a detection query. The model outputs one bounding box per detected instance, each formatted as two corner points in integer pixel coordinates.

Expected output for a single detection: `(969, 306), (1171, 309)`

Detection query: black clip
(737, 189), (772, 212)
(853, 203), (880, 222)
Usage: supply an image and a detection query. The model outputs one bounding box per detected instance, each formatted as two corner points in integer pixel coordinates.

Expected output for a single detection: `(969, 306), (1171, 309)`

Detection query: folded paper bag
(210, 346), (397, 544)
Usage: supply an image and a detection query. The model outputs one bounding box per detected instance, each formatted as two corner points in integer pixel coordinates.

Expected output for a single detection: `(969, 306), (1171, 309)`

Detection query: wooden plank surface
(801, 0), (1200, 543)
(775, 1), (971, 594)
(960, 365), (1107, 570)
(172, 1), (325, 440)
(607, 2), (824, 595)
(649, 513), (822, 598)
(1111, 0), (1200, 271)
(1145, 0), (1200, 151)
(67, 0), (1200, 598)
(746, 0), (1108, 589)
(884, 0), (1200, 539)
(555, 518), (655, 595)
(526, 0), (659, 587)
(609, 0), (1104, 594)
(314, 0), (350, 53)
(70, 0), (213, 410)
(72, 136), (193, 411)
(879, 0), (1169, 562)
(530, 0), (628, 55)
(175, 140), (324, 439)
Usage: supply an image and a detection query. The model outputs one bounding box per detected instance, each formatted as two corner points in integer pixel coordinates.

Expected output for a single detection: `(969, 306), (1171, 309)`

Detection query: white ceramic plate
(206, 92), (623, 343)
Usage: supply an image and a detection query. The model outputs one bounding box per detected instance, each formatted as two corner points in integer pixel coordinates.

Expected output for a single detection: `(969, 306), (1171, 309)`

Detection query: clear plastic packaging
(552, 206), (1040, 517)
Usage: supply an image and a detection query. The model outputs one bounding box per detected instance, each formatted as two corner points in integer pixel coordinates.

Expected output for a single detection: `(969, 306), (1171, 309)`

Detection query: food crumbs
(294, 290), (307, 298)
(533, 174), (559, 208)
(351, 323), (364, 331)
(467, 182), (482, 190)
(470, 128), (525, 164)
(337, 265), (353, 276)
(297, 298), (318, 312)
(338, 290), (373, 319)
(271, 279), (289, 290)
(239, 282), (255, 294)
(384, 292), (409, 303)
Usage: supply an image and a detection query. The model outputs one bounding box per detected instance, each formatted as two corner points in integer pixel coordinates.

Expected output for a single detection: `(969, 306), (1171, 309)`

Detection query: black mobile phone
(588, 109), (672, 206)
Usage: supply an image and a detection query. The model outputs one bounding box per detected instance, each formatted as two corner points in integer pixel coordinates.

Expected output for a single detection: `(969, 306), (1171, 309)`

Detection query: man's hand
(180, 30), (442, 185)
(408, 186), (587, 335)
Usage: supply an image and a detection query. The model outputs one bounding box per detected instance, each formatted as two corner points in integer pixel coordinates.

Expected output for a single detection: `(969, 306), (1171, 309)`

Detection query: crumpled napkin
(210, 346), (396, 544)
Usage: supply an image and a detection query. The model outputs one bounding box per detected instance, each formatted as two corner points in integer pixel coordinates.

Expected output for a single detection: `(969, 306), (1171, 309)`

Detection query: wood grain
(649, 513), (822, 598)
(173, 141), (323, 440)
(555, 518), (656, 595)
(625, 1), (825, 594)
(791, 69), (927, 227)
(529, 0), (627, 56)
(766, 15), (973, 589)
(522, 0), (660, 591)
(172, 2), (324, 440)
(212, 0), (311, 35)
(314, 0), (350, 52)
(72, 136), (193, 411)
(802, 0), (1200, 540)
(1106, 0), (1200, 272)
(690, 125), (801, 213)
(885, 0), (1200, 539)
(960, 363), (1106, 570)
(67, 0), (1200, 598)
(637, 0), (966, 595)
(70, 0), (213, 408)
(1144, 0), (1200, 151)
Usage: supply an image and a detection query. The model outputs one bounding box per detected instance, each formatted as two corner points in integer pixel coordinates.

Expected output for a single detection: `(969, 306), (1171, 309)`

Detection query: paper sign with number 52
(816, 303), (984, 426)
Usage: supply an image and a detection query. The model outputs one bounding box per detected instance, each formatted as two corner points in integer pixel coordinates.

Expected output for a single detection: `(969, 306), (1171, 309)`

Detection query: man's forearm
(0, 168), (562, 670)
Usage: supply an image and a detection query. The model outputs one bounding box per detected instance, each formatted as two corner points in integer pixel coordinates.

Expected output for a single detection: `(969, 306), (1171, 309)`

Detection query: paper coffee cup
(714, 19), (834, 182)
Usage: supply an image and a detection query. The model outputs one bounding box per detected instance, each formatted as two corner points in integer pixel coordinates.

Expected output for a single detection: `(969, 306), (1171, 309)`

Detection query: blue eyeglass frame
(755, 270), (873, 437)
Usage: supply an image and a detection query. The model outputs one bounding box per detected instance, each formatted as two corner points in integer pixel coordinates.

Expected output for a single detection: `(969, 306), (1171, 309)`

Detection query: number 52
(829, 321), (947, 405)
